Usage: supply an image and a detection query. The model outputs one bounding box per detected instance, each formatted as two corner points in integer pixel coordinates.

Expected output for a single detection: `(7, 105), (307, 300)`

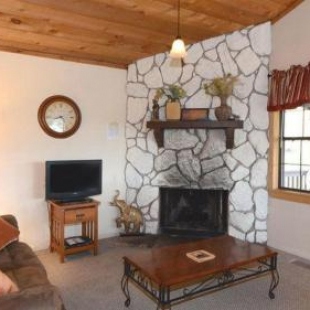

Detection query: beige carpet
(37, 237), (310, 310)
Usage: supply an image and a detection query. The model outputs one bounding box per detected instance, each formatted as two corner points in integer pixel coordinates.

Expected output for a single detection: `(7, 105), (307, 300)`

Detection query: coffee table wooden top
(123, 235), (277, 287)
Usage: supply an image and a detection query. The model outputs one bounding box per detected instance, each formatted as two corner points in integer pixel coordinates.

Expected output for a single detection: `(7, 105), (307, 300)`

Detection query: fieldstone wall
(125, 22), (271, 243)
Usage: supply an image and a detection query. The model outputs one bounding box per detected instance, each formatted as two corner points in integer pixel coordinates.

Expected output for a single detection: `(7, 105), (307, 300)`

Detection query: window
(268, 63), (310, 203)
(279, 106), (310, 192)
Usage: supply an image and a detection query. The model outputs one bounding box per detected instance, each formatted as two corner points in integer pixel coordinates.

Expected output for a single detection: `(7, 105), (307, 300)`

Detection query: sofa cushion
(0, 242), (48, 290)
(0, 270), (18, 296)
(5, 266), (48, 291)
(0, 242), (41, 271)
(0, 218), (19, 251)
(2, 242), (45, 270)
(0, 284), (65, 310)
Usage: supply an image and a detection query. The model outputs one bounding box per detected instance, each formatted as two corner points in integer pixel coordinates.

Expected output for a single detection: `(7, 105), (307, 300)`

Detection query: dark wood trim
(147, 119), (243, 149)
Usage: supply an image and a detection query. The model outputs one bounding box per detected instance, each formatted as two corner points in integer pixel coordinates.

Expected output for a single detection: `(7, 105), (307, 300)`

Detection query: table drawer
(65, 208), (95, 223)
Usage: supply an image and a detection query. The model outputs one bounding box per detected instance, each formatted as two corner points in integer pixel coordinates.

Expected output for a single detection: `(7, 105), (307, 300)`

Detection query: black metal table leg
(121, 262), (131, 307)
(156, 286), (171, 310)
(268, 255), (280, 299)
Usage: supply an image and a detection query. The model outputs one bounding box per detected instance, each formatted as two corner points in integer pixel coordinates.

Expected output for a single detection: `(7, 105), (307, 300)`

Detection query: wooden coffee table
(121, 235), (279, 310)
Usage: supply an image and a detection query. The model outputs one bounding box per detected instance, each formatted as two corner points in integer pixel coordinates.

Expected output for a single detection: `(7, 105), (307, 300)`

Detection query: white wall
(270, 0), (310, 69)
(268, 0), (310, 259)
(0, 51), (127, 250)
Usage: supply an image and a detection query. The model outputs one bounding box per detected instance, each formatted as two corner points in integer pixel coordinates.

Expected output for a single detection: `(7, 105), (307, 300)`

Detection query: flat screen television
(45, 160), (102, 202)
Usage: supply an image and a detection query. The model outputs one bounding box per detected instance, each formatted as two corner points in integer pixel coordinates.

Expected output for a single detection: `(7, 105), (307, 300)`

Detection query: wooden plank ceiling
(0, 0), (303, 69)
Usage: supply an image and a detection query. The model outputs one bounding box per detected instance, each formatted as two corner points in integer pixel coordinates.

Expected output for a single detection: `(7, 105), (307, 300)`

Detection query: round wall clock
(38, 95), (81, 138)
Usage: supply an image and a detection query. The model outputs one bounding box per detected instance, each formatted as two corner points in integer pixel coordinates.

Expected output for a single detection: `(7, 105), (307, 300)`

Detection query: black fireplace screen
(159, 187), (228, 236)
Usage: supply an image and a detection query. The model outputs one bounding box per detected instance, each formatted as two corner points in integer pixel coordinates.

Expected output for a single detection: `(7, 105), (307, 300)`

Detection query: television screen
(45, 160), (102, 202)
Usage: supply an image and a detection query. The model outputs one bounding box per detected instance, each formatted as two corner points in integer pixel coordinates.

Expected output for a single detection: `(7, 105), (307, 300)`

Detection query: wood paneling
(0, 0), (304, 68)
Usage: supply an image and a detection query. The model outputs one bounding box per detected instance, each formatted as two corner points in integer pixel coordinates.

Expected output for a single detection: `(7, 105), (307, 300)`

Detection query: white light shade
(169, 37), (187, 58)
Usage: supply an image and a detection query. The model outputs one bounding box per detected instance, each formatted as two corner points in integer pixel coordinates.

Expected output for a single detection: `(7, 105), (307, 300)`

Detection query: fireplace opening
(159, 187), (228, 237)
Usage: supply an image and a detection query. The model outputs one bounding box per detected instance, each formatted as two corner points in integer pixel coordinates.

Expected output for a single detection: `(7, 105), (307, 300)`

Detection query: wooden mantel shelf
(146, 119), (244, 149)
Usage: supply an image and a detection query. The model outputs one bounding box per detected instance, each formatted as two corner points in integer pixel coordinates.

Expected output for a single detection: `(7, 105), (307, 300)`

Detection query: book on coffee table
(186, 250), (215, 263)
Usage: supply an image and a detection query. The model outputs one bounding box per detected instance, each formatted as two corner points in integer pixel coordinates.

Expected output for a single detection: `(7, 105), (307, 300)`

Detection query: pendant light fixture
(169, 0), (187, 59)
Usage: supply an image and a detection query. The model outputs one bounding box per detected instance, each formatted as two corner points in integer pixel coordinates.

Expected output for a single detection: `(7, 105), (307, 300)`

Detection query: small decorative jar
(166, 99), (181, 120)
(214, 96), (232, 121)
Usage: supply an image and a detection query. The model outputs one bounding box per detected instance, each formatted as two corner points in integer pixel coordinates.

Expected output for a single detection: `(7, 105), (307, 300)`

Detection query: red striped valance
(268, 63), (310, 112)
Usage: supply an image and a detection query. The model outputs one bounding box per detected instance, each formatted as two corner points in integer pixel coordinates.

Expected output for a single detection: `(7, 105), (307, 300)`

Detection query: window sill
(269, 188), (310, 204)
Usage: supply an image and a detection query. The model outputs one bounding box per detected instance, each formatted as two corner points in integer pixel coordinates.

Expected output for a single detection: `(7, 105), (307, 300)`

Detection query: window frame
(278, 108), (310, 193)
(268, 112), (310, 203)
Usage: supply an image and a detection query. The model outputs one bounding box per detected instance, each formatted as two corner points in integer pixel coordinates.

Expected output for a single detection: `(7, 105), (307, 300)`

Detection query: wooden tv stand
(48, 199), (99, 263)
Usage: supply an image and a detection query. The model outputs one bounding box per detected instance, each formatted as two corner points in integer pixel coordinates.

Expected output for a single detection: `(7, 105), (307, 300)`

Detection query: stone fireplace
(159, 187), (228, 237)
(125, 22), (271, 244)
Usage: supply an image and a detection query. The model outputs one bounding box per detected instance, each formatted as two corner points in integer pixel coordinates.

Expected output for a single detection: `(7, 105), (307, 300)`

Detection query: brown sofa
(0, 215), (65, 310)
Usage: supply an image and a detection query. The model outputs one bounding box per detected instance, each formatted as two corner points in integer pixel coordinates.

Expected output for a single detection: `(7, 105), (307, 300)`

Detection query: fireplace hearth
(159, 187), (228, 237)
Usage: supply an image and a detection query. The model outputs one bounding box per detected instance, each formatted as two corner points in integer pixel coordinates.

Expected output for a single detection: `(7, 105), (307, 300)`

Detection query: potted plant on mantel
(203, 74), (238, 121)
(154, 85), (187, 120)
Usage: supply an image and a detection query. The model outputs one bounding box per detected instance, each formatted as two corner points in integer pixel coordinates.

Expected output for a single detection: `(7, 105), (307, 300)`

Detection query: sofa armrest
(0, 285), (65, 310)
(0, 215), (19, 229)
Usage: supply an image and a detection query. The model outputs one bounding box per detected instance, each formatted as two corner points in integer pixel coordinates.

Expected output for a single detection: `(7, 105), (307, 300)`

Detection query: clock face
(45, 101), (77, 132)
(38, 95), (81, 138)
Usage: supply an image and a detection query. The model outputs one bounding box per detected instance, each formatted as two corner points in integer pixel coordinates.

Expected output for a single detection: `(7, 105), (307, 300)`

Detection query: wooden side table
(48, 199), (99, 263)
